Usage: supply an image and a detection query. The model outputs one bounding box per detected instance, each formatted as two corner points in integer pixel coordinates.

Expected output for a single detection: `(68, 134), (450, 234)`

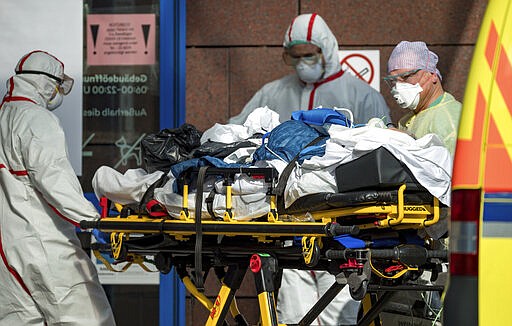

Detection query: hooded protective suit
(0, 51), (115, 325)
(229, 13), (391, 125)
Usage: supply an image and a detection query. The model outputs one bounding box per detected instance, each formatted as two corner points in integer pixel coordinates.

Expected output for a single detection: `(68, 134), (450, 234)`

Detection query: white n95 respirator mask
(295, 60), (324, 84)
(47, 88), (64, 111)
(391, 82), (423, 110)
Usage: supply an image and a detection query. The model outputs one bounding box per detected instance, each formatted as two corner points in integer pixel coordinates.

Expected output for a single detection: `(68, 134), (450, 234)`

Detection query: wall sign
(87, 14), (156, 66)
(339, 50), (380, 92)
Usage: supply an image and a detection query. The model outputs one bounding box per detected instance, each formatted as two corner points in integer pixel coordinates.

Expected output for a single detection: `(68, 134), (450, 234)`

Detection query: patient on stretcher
(92, 107), (452, 235)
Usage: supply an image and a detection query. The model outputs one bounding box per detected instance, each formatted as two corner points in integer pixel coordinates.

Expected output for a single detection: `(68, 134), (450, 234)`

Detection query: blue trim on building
(160, 0), (186, 129)
(159, 0), (187, 325)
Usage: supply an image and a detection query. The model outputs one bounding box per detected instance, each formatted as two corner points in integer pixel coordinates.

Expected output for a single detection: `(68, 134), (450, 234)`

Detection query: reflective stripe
(483, 222), (512, 237)
(451, 221), (478, 254)
(483, 196), (512, 222)
(482, 193), (512, 237)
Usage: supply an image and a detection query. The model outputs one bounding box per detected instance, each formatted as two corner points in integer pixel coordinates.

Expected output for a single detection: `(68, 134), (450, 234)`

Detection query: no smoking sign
(339, 50), (380, 91)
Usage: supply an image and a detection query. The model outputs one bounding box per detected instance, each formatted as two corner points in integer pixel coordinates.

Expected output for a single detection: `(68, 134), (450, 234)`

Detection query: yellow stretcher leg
(250, 253), (281, 326)
(360, 293), (379, 326)
(257, 292), (279, 325)
(182, 276), (213, 310)
(205, 263), (248, 325)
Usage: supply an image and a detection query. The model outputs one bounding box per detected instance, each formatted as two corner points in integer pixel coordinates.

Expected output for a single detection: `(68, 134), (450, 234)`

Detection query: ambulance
(444, 0), (512, 325)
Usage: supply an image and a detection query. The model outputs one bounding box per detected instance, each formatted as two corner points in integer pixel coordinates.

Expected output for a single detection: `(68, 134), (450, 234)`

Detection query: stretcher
(81, 166), (448, 326)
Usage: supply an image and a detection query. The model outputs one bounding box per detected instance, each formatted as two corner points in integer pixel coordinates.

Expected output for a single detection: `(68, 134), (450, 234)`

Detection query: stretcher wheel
(155, 253), (172, 274)
(305, 242), (320, 267)
(347, 273), (368, 301)
(347, 261), (371, 300)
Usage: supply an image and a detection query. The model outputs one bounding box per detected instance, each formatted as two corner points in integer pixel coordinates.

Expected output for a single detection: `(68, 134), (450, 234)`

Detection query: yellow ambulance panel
(446, 1), (512, 325)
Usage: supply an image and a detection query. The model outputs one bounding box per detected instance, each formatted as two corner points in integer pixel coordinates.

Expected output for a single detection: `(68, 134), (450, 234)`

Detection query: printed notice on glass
(87, 14), (156, 65)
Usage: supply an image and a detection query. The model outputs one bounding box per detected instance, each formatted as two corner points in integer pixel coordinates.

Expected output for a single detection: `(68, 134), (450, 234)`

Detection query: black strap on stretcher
(138, 173), (169, 218)
(205, 189), (220, 220)
(194, 166), (209, 292)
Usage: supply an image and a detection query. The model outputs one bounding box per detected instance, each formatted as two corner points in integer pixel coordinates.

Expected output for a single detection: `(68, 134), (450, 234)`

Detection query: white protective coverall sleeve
(0, 50), (115, 326)
(229, 13), (390, 126)
(22, 108), (100, 224)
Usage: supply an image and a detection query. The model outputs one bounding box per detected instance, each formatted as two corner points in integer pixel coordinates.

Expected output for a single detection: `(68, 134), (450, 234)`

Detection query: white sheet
(92, 126), (453, 220)
(285, 126), (452, 207)
(92, 166), (168, 204)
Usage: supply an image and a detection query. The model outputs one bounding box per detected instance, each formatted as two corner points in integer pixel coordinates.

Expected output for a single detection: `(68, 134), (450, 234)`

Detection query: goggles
(283, 52), (322, 66)
(383, 69), (421, 88)
(58, 75), (74, 95)
(16, 70), (74, 95)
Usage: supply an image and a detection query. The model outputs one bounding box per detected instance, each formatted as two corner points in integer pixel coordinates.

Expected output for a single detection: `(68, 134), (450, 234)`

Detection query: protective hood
(7, 50), (69, 107)
(283, 13), (342, 79)
(4, 75), (52, 107)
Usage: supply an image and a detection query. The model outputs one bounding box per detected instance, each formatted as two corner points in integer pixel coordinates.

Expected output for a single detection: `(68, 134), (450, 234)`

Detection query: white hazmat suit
(0, 51), (115, 325)
(229, 13), (391, 126)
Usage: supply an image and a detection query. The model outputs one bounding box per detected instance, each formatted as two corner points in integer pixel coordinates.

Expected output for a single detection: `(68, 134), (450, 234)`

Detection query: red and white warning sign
(339, 50), (380, 91)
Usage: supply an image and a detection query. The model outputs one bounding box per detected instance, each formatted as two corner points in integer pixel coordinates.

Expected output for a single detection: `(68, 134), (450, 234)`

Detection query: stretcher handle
(80, 220), (100, 229)
(324, 222), (360, 236)
(370, 247), (447, 260)
(324, 247), (448, 262)
(325, 249), (347, 260)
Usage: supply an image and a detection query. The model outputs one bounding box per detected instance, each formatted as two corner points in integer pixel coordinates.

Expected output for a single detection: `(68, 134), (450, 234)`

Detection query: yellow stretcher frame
(82, 169), (445, 326)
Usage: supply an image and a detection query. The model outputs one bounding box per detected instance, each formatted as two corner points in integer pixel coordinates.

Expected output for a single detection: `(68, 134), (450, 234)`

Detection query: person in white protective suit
(0, 50), (115, 325)
(231, 14), (393, 325)
(229, 12), (391, 127)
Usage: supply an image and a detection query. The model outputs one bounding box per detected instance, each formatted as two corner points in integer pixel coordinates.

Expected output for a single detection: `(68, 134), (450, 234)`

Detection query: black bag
(141, 123), (202, 173)
(335, 146), (426, 193)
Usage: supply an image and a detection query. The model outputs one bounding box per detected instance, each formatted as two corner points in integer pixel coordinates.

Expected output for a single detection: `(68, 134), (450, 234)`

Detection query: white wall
(0, 0), (83, 174)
